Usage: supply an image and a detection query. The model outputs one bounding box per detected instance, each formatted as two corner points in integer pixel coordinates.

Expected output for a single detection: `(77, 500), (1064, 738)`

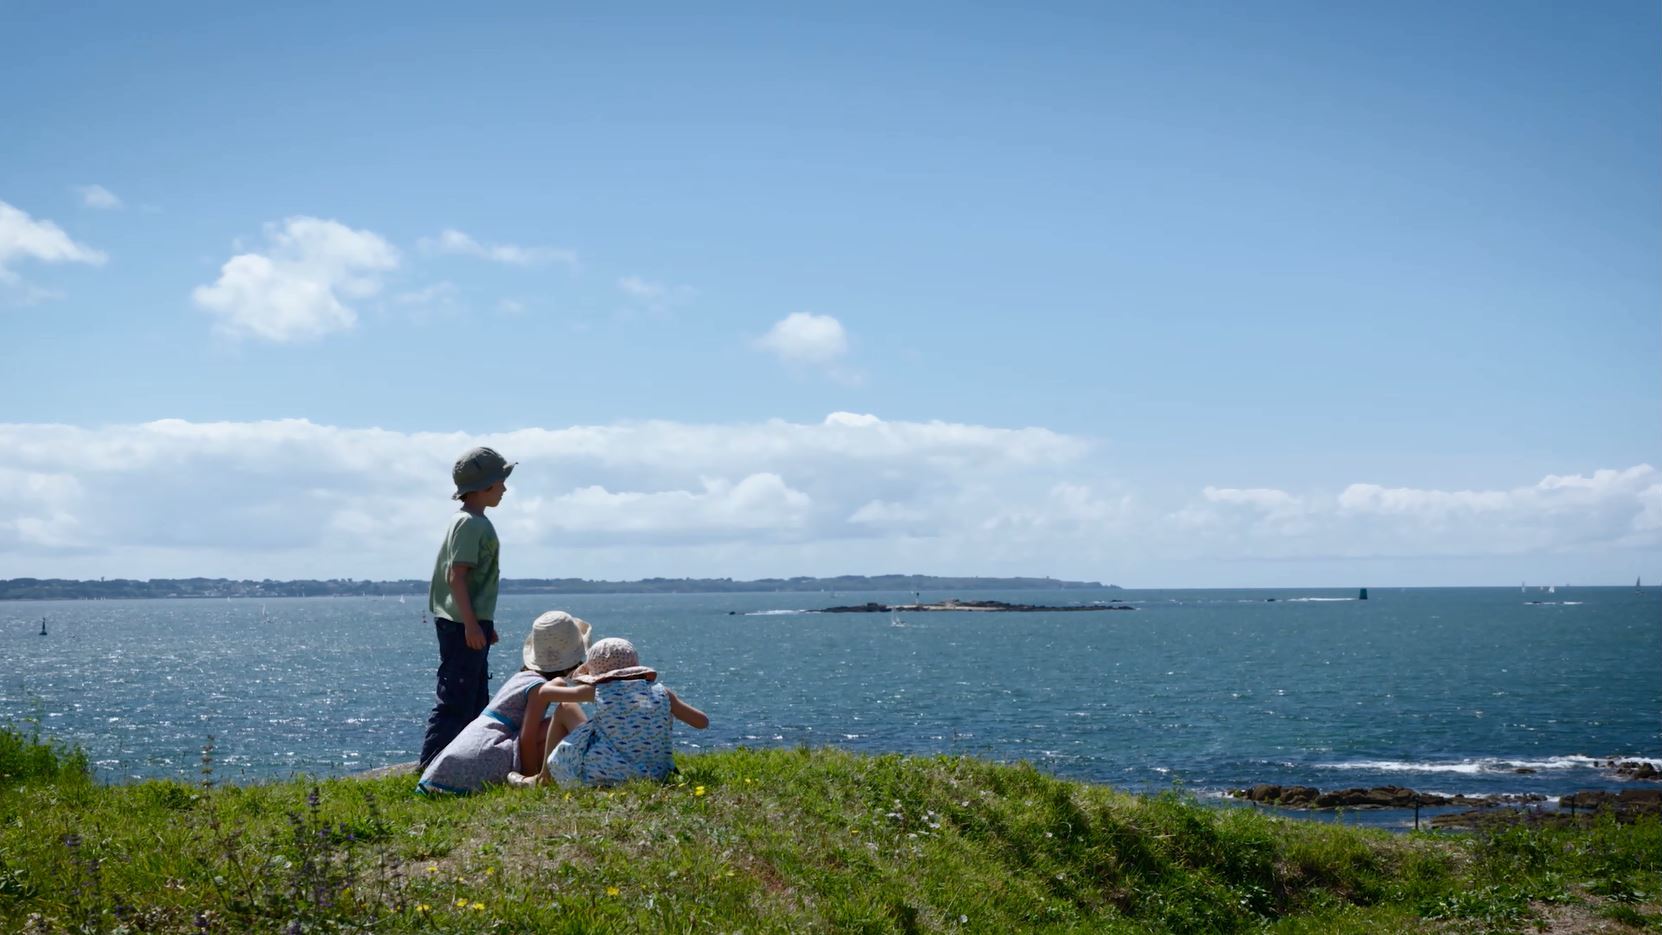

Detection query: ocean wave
(1315, 755), (1658, 775)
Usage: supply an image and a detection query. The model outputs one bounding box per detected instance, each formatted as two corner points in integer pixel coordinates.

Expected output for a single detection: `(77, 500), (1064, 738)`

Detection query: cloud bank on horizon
(1, 415), (1654, 587)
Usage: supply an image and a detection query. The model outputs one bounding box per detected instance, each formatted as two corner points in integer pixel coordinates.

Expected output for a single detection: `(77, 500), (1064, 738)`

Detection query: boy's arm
(666, 690), (709, 729)
(446, 563), (485, 650)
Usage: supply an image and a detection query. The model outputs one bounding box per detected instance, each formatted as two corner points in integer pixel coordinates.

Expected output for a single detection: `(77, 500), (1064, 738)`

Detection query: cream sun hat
(575, 637), (657, 685)
(522, 611), (592, 673)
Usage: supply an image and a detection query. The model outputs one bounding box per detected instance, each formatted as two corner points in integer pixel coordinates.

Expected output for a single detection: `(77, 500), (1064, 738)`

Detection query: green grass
(1, 726), (1659, 933)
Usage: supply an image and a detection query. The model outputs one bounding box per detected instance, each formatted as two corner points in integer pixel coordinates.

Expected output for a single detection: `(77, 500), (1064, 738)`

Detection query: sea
(3, 587), (1657, 829)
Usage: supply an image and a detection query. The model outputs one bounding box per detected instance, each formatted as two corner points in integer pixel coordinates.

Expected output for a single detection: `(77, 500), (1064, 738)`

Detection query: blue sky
(2, 2), (1658, 586)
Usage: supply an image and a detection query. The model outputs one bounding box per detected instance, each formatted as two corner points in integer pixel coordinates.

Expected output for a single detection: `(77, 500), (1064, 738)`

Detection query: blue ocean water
(2, 587), (1657, 825)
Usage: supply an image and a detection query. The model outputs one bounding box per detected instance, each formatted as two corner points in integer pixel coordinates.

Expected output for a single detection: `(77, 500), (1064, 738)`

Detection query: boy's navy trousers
(418, 617), (497, 769)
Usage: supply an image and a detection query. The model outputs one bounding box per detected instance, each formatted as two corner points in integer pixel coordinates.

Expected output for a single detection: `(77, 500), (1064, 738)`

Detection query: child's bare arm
(541, 682), (594, 704)
(446, 564), (485, 650)
(518, 683), (556, 770)
(666, 690), (708, 729)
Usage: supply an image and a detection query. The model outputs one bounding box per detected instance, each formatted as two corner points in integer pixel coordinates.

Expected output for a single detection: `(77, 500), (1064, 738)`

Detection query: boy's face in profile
(482, 480), (507, 508)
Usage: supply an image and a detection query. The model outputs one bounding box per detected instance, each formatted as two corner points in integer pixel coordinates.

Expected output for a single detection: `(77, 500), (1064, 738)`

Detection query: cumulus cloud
(0, 415), (1654, 584)
(74, 184), (122, 209)
(754, 312), (849, 365)
(192, 217), (399, 342)
(0, 199), (106, 292)
(1172, 466), (1662, 558)
(418, 229), (577, 268)
(0, 414), (1090, 577)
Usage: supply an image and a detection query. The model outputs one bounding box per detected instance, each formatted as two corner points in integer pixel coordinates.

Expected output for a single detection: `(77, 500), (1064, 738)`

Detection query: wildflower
(694, 786), (706, 797)
(455, 898), (469, 908)
(484, 867), (495, 876)
(606, 886), (620, 897)
(426, 864), (438, 873)
(960, 915), (969, 923)
(471, 902), (485, 911)
(416, 904), (430, 913)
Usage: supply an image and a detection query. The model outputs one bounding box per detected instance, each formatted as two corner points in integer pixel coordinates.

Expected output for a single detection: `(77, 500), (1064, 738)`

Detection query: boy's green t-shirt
(428, 511), (501, 623)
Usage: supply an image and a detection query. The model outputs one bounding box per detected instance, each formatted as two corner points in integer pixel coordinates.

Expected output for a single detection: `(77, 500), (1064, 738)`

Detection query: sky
(1, 2), (1658, 587)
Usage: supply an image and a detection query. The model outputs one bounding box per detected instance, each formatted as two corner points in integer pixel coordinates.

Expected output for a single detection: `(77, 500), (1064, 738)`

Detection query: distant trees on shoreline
(0, 574), (1109, 601)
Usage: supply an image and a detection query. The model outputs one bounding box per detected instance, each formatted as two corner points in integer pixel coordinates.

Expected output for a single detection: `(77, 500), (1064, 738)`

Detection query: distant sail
(39, 617), (47, 636)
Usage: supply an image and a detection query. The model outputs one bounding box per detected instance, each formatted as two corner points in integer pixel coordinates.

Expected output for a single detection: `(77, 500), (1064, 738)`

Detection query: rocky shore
(1230, 783), (1547, 810)
(816, 599), (1135, 613)
(1230, 782), (1662, 829)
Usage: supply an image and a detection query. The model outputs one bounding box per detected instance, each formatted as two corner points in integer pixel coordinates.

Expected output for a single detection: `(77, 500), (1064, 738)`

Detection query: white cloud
(754, 312), (849, 366)
(0, 415), (1654, 585)
(617, 275), (693, 316)
(74, 184), (122, 210)
(1172, 466), (1662, 558)
(418, 229), (577, 268)
(393, 281), (460, 306)
(192, 217), (399, 342)
(0, 415), (1088, 577)
(0, 200), (106, 291)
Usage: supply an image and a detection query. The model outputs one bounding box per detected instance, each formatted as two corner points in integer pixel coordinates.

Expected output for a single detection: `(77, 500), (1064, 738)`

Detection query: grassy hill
(1, 726), (1658, 933)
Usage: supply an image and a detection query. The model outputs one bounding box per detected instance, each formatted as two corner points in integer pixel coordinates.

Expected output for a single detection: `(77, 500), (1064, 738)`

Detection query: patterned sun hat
(576, 637), (657, 685)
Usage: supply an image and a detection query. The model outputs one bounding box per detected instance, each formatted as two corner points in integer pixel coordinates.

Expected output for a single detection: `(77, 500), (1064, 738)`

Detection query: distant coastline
(0, 574), (1112, 601)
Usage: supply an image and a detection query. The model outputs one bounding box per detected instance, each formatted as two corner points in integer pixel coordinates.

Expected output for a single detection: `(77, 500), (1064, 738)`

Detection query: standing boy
(419, 446), (515, 769)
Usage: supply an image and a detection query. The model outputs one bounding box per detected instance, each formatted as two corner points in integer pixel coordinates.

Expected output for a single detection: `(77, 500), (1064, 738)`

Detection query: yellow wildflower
(416, 904), (430, 913)
(606, 886), (621, 897)
(455, 898), (469, 908)
(694, 785), (707, 796)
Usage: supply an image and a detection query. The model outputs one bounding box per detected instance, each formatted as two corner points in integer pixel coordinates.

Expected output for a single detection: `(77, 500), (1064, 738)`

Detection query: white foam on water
(1285, 597), (1356, 602)
(743, 609), (806, 616)
(1316, 755), (1652, 774)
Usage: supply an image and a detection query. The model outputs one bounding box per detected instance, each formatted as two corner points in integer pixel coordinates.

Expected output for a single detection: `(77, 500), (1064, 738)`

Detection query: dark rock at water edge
(1435, 789), (1662, 829)
(1598, 758), (1661, 781)
(1231, 783), (1544, 810)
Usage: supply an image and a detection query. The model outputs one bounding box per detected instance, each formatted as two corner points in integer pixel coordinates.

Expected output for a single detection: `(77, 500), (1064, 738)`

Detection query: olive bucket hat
(451, 446), (516, 499)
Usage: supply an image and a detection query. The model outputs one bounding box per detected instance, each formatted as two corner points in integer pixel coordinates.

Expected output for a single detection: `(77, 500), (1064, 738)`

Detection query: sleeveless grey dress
(418, 669), (546, 794)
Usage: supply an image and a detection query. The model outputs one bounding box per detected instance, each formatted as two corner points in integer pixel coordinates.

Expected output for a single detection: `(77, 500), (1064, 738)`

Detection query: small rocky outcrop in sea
(817, 599), (1136, 613)
(1597, 759), (1661, 781)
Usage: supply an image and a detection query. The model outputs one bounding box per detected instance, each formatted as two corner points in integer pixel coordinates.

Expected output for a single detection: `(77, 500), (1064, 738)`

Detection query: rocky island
(816, 598), (1135, 613)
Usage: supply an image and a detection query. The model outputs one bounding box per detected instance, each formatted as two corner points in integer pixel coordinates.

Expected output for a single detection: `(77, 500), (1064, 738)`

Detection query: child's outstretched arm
(666, 690), (708, 729)
(518, 679), (591, 771)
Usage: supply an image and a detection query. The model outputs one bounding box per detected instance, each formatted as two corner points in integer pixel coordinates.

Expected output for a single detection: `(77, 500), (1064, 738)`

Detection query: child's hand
(463, 622), (487, 650)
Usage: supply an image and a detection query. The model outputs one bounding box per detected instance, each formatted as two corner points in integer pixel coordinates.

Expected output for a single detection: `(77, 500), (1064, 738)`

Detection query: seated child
(519, 637), (708, 787)
(416, 611), (591, 795)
